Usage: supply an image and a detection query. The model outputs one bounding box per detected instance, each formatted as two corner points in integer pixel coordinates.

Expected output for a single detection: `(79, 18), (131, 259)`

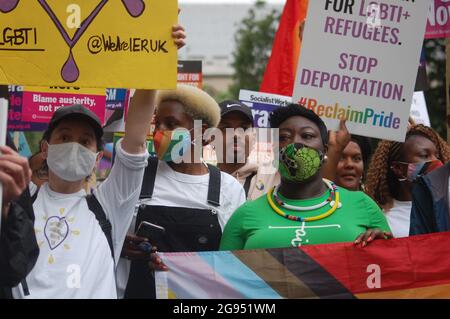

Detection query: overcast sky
(179, 0), (285, 4)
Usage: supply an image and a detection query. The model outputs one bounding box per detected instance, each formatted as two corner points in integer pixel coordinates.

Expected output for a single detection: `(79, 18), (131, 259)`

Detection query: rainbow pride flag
(155, 232), (450, 299)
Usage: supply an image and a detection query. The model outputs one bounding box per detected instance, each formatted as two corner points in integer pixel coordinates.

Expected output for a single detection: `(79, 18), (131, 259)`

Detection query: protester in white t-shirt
(116, 85), (245, 298)
(10, 25), (186, 299)
(11, 87), (158, 298)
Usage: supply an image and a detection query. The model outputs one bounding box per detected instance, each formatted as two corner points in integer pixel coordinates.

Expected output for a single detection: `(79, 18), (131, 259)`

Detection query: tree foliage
(423, 39), (447, 139)
(229, 0), (280, 98)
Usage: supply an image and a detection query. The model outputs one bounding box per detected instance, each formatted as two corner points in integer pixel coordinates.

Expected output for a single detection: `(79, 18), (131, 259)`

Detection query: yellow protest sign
(0, 0), (178, 89)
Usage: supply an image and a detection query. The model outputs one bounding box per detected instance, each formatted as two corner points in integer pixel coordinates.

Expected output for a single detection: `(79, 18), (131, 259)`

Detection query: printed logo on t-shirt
(44, 216), (69, 250)
(268, 223), (341, 247)
(35, 208), (80, 264)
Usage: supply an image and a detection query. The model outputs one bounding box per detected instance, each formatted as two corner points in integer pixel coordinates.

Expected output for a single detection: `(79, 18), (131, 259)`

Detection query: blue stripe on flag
(199, 251), (282, 299)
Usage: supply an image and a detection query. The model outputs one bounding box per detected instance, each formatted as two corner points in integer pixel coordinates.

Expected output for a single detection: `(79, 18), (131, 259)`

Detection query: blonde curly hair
(156, 84), (220, 128)
(365, 124), (450, 210)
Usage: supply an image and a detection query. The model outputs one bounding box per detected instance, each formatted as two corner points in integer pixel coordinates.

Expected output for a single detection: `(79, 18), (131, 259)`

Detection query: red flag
(260, 0), (309, 96)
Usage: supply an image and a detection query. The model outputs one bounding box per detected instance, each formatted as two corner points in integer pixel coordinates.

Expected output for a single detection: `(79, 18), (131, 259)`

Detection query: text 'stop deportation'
(293, 0), (431, 142)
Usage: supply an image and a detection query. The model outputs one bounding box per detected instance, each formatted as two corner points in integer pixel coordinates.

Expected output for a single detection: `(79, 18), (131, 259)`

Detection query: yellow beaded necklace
(266, 179), (341, 222)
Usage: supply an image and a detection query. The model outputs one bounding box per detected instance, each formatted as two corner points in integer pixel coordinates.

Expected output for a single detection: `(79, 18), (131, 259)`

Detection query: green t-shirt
(220, 187), (391, 250)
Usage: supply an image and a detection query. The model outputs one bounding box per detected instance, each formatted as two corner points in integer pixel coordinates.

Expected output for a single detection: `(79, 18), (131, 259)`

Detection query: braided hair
(365, 124), (450, 209)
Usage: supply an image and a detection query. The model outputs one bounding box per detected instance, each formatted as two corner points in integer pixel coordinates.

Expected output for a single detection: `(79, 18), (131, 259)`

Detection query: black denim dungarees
(125, 157), (222, 298)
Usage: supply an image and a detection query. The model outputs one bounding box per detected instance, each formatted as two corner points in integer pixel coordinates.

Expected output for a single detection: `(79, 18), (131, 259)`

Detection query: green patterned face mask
(278, 143), (324, 183)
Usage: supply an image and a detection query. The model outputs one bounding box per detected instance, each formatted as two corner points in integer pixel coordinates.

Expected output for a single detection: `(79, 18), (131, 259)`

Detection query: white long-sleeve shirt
(13, 139), (148, 299)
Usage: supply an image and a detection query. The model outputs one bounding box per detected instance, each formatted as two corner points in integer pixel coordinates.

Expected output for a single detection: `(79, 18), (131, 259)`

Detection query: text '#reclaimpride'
(298, 97), (401, 129)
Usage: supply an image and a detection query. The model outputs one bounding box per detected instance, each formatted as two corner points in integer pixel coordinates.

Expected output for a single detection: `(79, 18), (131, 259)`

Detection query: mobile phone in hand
(136, 221), (165, 247)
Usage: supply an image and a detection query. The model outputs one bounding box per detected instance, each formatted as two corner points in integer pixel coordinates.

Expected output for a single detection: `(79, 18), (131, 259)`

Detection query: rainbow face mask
(393, 159), (444, 182)
(153, 128), (192, 162)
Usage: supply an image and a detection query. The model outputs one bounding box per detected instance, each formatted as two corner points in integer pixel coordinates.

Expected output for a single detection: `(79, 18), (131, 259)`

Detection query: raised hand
(0, 146), (31, 215)
(172, 24), (186, 50)
(328, 119), (350, 153)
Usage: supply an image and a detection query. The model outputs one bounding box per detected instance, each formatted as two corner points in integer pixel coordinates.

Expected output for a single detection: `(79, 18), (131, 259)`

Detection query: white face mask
(46, 142), (98, 182)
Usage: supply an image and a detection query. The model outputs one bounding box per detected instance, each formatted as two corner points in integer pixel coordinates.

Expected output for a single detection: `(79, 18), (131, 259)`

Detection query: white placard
(0, 98), (8, 234)
(293, 0), (431, 142)
(410, 91), (430, 127)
